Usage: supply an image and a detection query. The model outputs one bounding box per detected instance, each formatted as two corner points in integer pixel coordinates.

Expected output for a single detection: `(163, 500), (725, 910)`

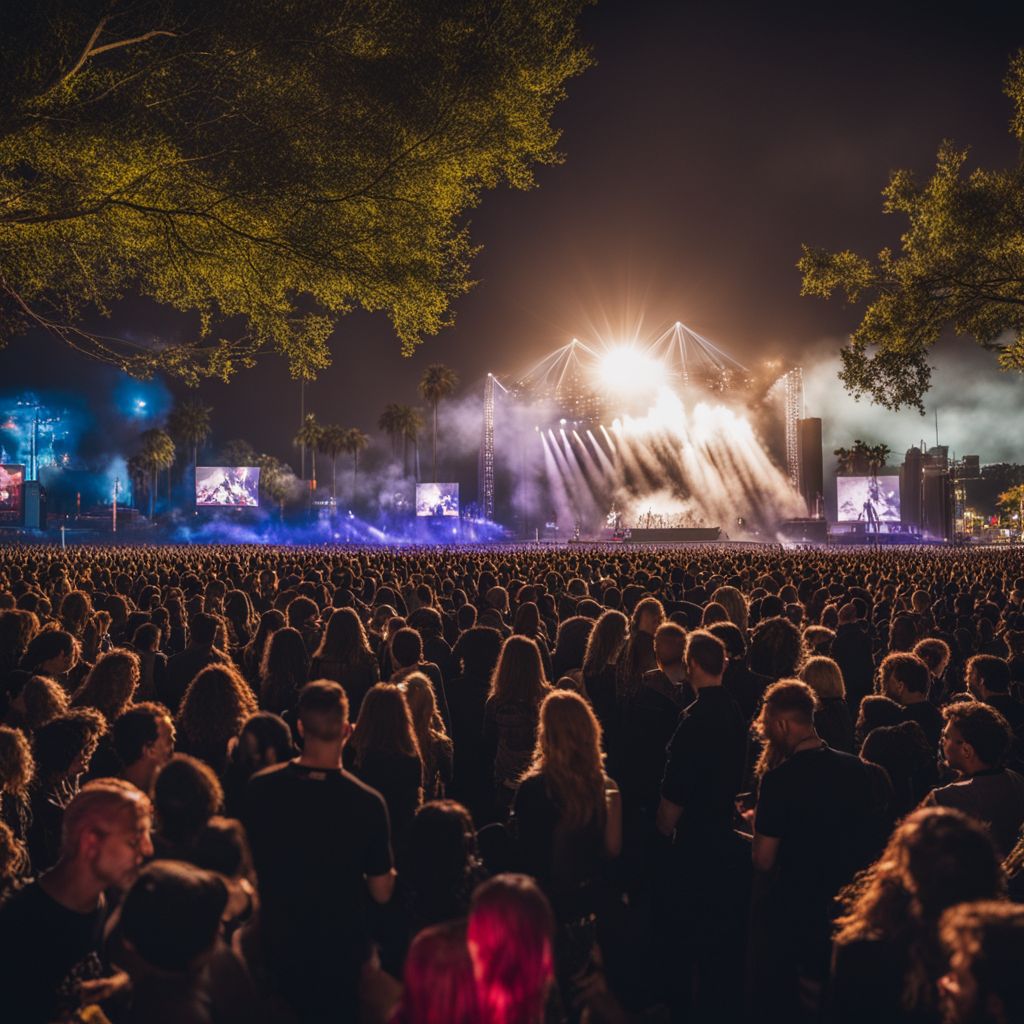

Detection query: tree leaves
(0, 0), (592, 380)
(799, 49), (1024, 412)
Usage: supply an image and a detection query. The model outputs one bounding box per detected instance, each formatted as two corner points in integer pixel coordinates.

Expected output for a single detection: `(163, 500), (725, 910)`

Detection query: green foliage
(0, 0), (592, 382)
(167, 396), (212, 466)
(799, 50), (1024, 411)
(419, 362), (459, 481)
(998, 483), (1024, 517)
(833, 440), (891, 475)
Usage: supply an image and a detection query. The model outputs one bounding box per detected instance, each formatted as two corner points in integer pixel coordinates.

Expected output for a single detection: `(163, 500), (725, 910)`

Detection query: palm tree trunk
(353, 451), (358, 499)
(432, 402), (438, 482)
(332, 457), (338, 505)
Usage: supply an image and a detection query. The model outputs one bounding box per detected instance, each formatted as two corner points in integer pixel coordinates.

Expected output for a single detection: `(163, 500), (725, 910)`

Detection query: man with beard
(750, 680), (882, 1020)
(0, 779), (153, 1023)
(939, 902), (1024, 1024)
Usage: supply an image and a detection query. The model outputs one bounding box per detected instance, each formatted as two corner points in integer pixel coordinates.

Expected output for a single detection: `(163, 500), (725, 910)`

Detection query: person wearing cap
(0, 778), (153, 1023)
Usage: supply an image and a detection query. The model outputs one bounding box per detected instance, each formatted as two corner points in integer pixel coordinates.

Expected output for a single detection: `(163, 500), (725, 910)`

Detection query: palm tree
(319, 424), (348, 505)
(294, 413), (323, 486)
(167, 397), (213, 494)
(220, 438), (258, 466)
(378, 404), (405, 459)
(418, 364), (459, 482)
(398, 405), (423, 478)
(138, 428), (175, 517)
(343, 427), (370, 502)
(126, 454), (148, 511)
(866, 443), (891, 476)
(256, 454), (292, 522)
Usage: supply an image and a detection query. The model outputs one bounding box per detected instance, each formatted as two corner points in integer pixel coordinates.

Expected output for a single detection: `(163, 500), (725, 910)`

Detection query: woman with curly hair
(19, 675), (70, 732)
(58, 590), (93, 639)
(830, 806), (1005, 1024)
(28, 708), (106, 870)
(223, 589), (257, 650)
(176, 663), (257, 775)
(309, 606), (380, 716)
(512, 690), (621, 918)
(258, 626), (309, 715)
(749, 614), (803, 682)
(70, 648), (140, 724)
(0, 725), (34, 847)
(617, 597), (665, 703)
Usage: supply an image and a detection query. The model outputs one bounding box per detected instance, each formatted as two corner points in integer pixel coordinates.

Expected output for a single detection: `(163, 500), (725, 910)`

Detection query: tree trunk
(353, 451), (358, 500)
(332, 457), (337, 505)
(432, 401), (438, 482)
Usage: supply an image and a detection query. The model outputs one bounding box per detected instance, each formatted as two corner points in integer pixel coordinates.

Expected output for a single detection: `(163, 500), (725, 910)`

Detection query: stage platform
(620, 527), (722, 542)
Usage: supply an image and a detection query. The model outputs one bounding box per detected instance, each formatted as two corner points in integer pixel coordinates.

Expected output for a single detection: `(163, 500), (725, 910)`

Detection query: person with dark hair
(308, 606), (380, 715)
(620, 622), (693, 823)
(832, 602), (875, 713)
(748, 615), (803, 683)
(391, 626), (451, 730)
(939, 901), (1024, 1024)
(19, 628), (81, 689)
(404, 800), (485, 933)
(0, 723), (34, 850)
(880, 651), (945, 750)
(221, 711), (294, 817)
(240, 608), (285, 689)
(351, 683), (424, 847)
(654, 629), (749, 1019)
(285, 594), (322, 654)
(830, 808), (1005, 1024)
(750, 679), (884, 1018)
(484, 636), (551, 814)
(163, 612), (228, 713)
(923, 701), (1024, 856)
(176, 662), (257, 775)
(0, 780), (153, 1023)
(855, 693), (905, 750)
(130, 622), (167, 702)
(152, 753), (224, 860)
(860, 720), (936, 816)
(258, 624), (309, 715)
(448, 626), (503, 820)
(112, 702), (175, 795)
(967, 654), (1024, 743)
(29, 709), (107, 871)
(245, 680), (394, 1023)
(914, 637), (951, 707)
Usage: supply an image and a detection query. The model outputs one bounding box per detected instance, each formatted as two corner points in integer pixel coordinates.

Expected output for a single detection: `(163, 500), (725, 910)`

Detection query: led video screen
(416, 482), (459, 517)
(837, 475), (901, 523)
(0, 464), (24, 521)
(195, 466), (260, 507)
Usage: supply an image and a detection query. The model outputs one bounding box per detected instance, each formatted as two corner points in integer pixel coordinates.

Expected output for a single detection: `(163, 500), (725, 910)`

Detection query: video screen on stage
(0, 464), (24, 521)
(837, 475), (901, 523)
(195, 466), (260, 507)
(416, 482), (459, 517)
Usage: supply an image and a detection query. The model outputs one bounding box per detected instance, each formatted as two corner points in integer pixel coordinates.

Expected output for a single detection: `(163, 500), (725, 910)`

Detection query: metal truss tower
(480, 373), (507, 520)
(781, 367), (804, 489)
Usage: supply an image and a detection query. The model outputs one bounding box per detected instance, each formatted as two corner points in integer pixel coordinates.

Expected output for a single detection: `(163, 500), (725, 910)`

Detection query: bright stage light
(597, 347), (663, 397)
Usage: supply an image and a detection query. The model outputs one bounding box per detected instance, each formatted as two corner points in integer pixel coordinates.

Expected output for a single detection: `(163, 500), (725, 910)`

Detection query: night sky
(6, 0), (1024, 477)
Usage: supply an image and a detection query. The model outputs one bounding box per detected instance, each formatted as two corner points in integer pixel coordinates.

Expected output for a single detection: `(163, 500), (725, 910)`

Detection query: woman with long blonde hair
(512, 690), (621, 915)
(403, 672), (453, 799)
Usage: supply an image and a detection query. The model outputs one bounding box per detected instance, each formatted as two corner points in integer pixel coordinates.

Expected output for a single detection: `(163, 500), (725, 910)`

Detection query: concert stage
(621, 526), (722, 543)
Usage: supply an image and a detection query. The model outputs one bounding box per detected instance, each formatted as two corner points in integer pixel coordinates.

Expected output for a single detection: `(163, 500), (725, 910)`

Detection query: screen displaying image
(837, 475), (901, 523)
(195, 466), (260, 507)
(0, 464), (24, 521)
(416, 482), (459, 517)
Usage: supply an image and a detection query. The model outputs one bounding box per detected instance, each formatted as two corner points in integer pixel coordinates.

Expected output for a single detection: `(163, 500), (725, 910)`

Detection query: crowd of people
(1, 542), (1024, 1023)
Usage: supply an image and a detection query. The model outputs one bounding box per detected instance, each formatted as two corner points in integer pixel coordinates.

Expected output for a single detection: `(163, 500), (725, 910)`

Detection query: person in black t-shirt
(0, 779), (153, 1024)
(880, 651), (945, 750)
(752, 679), (883, 1020)
(244, 680), (394, 1024)
(967, 654), (1024, 770)
(654, 630), (749, 1019)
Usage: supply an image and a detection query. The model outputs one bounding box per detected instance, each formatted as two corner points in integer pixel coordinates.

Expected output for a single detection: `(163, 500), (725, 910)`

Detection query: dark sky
(6, 0), (1024, 471)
